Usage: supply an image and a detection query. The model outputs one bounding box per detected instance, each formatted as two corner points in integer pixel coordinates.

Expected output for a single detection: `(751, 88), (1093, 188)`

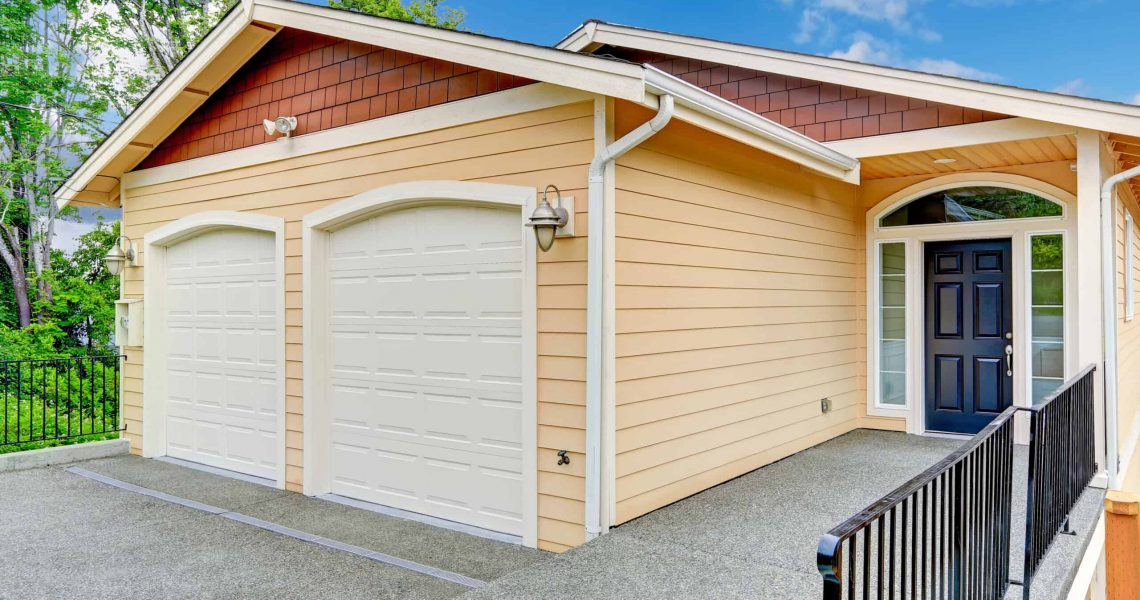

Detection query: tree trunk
(0, 228), (31, 328)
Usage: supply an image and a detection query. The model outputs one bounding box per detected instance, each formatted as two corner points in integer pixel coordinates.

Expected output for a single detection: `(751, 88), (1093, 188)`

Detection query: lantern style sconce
(104, 236), (136, 276)
(527, 185), (575, 252)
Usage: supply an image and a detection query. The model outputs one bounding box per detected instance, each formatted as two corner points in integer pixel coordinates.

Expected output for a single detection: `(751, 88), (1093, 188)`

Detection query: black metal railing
(1022, 364), (1097, 599)
(817, 406), (1017, 600)
(0, 354), (124, 451)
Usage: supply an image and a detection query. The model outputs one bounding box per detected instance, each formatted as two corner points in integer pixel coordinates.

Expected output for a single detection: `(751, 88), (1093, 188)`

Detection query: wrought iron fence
(0, 354), (124, 451)
(1022, 364), (1097, 599)
(817, 406), (1017, 600)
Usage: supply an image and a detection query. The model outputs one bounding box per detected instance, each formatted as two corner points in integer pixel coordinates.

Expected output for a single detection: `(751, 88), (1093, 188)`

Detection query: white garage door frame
(302, 180), (538, 548)
(142, 211), (288, 489)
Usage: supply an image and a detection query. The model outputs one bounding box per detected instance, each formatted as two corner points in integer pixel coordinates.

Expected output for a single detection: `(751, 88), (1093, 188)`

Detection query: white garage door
(326, 204), (524, 535)
(164, 228), (279, 480)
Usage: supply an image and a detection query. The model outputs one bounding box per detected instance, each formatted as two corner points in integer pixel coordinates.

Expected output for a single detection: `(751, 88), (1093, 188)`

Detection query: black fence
(1023, 365), (1097, 600)
(817, 365), (1099, 600)
(0, 355), (124, 451)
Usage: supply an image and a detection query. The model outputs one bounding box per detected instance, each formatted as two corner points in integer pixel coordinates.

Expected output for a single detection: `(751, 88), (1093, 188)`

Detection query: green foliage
(327, 0), (465, 29)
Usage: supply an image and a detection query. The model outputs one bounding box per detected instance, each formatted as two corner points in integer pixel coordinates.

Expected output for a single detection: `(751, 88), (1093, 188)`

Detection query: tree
(327, 0), (465, 29)
(86, 0), (237, 119)
(39, 220), (119, 351)
(0, 0), (108, 327)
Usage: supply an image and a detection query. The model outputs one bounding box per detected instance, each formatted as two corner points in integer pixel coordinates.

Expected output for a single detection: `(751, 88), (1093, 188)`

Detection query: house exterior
(58, 0), (1140, 555)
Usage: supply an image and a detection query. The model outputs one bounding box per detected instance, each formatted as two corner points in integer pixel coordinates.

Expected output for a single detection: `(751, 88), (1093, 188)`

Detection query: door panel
(925, 239), (1013, 434)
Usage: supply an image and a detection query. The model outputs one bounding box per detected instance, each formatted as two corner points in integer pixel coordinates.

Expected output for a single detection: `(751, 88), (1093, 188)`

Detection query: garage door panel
(329, 380), (521, 458)
(164, 228), (279, 480)
(329, 434), (524, 533)
(325, 204), (525, 536)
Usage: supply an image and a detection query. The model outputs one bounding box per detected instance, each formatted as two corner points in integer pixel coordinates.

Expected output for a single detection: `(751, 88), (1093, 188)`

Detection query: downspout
(584, 94), (674, 540)
(1101, 163), (1140, 489)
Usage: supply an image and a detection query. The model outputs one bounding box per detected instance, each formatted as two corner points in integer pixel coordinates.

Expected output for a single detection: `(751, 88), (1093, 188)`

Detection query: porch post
(1076, 128), (1109, 482)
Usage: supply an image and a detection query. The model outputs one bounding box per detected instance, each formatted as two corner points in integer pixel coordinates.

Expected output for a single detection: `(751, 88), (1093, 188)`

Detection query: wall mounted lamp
(104, 236), (136, 276)
(527, 185), (571, 252)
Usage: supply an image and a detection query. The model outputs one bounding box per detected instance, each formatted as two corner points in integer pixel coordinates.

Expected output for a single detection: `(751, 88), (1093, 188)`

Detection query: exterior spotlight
(262, 116), (298, 138)
(104, 236), (135, 276)
(527, 185), (569, 252)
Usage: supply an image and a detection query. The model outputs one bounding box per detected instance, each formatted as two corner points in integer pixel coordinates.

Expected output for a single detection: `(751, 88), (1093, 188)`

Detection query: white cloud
(1050, 78), (1089, 97)
(1129, 92), (1140, 105)
(51, 220), (95, 255)
(912, 58), (1001, 82)
(828, 32), (1002, 82)
(787, 0), (940, 43)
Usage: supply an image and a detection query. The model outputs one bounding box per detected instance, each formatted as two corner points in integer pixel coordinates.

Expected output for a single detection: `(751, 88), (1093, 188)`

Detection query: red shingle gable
(139, 27), (533, 169)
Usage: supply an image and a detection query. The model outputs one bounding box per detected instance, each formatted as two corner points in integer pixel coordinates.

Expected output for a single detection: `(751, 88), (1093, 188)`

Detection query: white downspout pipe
(1101, 163), (1140, 489)
(584, 94), (674, 540)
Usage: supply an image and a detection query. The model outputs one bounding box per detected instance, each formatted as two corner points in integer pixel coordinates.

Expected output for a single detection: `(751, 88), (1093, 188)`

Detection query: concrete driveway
(0, 430), (1101, 599)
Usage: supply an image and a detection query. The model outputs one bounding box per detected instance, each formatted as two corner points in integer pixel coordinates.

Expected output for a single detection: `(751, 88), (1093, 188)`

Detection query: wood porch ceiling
(860, 134), (1076, 180)
(1109, 134), (1140, 202)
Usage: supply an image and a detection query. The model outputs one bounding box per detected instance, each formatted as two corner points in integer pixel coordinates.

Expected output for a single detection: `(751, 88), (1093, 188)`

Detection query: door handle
(1005, 344), (1013, 377)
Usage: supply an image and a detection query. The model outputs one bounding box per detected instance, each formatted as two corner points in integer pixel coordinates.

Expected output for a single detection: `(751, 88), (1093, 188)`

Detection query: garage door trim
(301, 180), (538, 548)
(142, 211), (288, 489)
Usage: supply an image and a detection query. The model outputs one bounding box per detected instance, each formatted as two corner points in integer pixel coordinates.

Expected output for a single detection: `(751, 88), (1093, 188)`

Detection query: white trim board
(142, 211), (289, 490)
(301, 180), (539, 549)
(558, 21), (1140, 138)
(825, 118), (1076, 159)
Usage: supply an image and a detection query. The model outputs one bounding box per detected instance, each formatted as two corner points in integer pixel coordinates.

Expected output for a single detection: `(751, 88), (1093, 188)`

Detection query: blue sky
(453, 0), (1140, 105)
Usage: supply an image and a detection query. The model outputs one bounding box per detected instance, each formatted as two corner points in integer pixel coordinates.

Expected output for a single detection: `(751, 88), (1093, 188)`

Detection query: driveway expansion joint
(65, 466), (487, 590)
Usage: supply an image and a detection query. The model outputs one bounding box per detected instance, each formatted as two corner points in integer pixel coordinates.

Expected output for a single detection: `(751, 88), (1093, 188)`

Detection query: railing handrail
(1025, 363), (1097, 413)
(0, 354), (123, 367)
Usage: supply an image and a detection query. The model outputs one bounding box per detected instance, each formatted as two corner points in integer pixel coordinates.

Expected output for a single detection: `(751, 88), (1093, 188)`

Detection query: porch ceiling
(1109, 133), (1140, 202)
(861, 134), (1076, 180)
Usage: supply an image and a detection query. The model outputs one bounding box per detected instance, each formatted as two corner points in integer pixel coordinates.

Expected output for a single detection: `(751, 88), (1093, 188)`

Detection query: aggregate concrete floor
(0, 430), (1102, 600)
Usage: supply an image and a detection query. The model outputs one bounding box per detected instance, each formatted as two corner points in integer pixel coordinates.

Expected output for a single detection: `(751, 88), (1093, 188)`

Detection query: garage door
(326, 204), (524, 535)
(164, 228), (280, 480)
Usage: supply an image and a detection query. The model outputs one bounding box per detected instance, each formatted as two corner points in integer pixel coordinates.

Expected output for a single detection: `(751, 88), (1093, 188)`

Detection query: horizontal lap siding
(120, 101), (593, 552)
(612, 139), (862, 524)
(1117, 196), (1140, 457)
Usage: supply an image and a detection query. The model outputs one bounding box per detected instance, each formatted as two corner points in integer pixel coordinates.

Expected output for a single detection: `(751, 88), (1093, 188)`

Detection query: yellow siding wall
(611, 114), (863, 523)
(119, 101), (593, 552)
(1116, 189), (1140, 462)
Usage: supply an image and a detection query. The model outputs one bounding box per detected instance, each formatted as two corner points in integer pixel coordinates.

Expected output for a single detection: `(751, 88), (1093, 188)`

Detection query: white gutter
(643, 66), (858, 175)
(1101, 163), (1140, 489)
(584, 93), (674, 540)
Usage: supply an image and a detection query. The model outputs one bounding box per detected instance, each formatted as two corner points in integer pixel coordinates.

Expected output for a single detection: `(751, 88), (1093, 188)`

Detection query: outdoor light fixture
(527, 185), (570, 252)
(262, 116), (298, 139)
(932, 157), (957, 165)
(104, 236), (135, 276)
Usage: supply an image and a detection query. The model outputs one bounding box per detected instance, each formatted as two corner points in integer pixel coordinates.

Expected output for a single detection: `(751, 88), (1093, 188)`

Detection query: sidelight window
(878, 242), (907, 407)
(1029, 234), (1065, 404)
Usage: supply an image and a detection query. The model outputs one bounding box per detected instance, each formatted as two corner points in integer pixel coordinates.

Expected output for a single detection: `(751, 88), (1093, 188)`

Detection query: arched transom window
(880, 186), (1063, 228)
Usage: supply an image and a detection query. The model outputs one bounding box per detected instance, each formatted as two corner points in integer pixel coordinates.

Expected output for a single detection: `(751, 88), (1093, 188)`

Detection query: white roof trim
(561, 21), (1140, 138)
(644, 66), (859, 182)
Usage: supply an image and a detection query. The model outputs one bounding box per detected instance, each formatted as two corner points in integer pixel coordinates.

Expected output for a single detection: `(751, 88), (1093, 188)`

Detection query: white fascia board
(56, 8), (254, 208)
(575, 24), (1140, 138)
(826, 117), (1078, 158)
(251, 0), (645, 102)
(644, 66), (859, 183)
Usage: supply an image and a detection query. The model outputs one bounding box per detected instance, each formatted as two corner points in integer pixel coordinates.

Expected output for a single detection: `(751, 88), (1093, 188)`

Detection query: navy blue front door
(924, 239), (1013, 434)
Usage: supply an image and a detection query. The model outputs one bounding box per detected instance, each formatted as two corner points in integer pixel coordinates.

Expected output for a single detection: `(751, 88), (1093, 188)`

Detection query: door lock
(1005, 344), (1013, 376)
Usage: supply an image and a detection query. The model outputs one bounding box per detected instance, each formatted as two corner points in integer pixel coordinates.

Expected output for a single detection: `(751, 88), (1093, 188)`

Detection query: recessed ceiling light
(932, 157), (957, 164)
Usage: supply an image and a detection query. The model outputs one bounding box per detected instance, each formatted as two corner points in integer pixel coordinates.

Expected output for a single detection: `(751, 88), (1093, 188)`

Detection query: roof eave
(644, 66), (860, 183)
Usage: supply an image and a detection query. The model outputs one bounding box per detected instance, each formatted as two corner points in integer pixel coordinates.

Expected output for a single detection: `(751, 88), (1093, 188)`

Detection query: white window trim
(1025, 230), (1069, 406)
(141, 211), (288, 489)
(869, 238), (911, 415)
(865, 173), (1077, 435)
(1126, 210), (1135, 322)
(300, 180), (539, 549)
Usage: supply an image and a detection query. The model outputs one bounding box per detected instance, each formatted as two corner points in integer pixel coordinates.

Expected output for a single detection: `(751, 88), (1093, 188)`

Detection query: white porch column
(1076, 128), (1109, 481)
